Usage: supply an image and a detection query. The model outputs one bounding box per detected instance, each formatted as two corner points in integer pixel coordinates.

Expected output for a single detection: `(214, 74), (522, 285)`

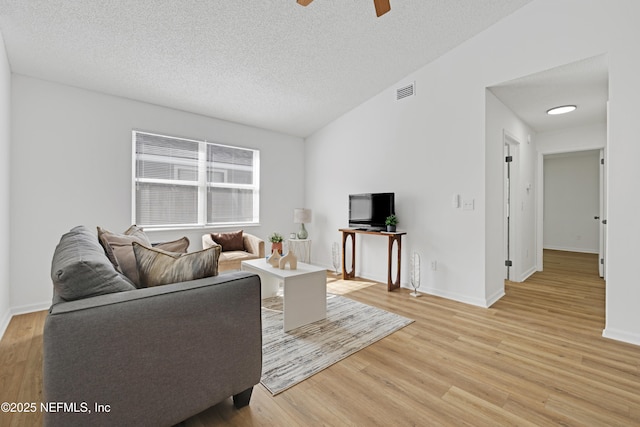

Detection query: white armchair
(202, 232), (265, 272)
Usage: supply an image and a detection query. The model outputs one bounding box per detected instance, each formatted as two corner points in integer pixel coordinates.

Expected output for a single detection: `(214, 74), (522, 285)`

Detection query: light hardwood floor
(1, 250), (639, 426)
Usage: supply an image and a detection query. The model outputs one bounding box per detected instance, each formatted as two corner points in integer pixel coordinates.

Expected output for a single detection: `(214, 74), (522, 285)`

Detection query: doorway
(487, 54), (608, 315)
(540, 149), (603, 276)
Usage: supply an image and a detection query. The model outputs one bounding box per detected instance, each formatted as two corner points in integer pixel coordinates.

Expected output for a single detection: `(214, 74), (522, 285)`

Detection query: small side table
(287, 239), (311, 263)
(339, 229), (405, 291)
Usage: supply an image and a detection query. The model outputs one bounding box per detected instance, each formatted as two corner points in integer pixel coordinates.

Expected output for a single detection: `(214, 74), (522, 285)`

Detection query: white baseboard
(0, 301), (51, 341)
(520, 266), (537, 282)
(11, 300), (51, 316)
(485, 289), (505, 307)
(0, 307), (11, 342)
(421, 286), (490, 308)
(338, 270), (501, 308)
(602, 327), (640, 347)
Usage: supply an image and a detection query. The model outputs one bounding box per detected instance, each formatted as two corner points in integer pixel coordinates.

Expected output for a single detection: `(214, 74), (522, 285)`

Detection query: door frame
(504, 131), (520, 281)
(598, 148), (606, 278)
(535, 147), (606, 273)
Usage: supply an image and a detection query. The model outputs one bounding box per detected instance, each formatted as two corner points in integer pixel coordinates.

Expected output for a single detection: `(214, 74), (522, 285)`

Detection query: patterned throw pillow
(211, 230), (244, 252)
(153, 237), (190, 253)
(98, 225), (148, 264)
(97, 225), (151, 287)
(98, 226), (190, 287)
(132, 242), (221, 288)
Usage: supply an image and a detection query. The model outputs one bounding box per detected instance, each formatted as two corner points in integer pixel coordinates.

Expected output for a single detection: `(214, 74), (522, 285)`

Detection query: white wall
(0, 31), (11, 337)
(306, 0), (640, 344)
(544, 151), (600, 253)
(485, 91), (537, 291)
(10, 75), (305, 311)
(306, 49), (490, 306)
(537, 122), (606, 154)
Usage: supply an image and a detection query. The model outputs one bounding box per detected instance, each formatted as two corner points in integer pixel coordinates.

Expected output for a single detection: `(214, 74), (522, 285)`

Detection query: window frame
(132, 130), (260, 230)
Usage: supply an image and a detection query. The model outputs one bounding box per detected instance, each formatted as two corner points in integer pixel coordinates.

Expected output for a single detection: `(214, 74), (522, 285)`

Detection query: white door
(504, 143), (511, 280)
(503, 133), (521, 281)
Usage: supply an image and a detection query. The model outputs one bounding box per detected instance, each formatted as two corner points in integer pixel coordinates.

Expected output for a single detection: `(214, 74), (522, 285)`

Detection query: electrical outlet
(431, 260), (437, 271)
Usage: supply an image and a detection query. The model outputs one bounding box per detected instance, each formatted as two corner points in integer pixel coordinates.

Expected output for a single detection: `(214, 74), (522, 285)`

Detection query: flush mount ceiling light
(546, 105), (577, 115)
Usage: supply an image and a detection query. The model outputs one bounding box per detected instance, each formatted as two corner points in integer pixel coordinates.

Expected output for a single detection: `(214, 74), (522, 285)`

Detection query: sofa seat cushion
(51, 226), (136, 302)
(219, 250), (258, 262)
(133, 243), (222, 288)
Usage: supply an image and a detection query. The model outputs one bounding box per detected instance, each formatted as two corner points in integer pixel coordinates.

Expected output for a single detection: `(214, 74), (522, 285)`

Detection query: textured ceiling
(0, 0), (533, 137)
(489, 55), (609, 134)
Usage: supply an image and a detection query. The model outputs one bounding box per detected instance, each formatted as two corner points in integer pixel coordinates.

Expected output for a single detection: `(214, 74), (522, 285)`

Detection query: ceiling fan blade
(373, 0), (391, 17)
(297, 0), (314, 6)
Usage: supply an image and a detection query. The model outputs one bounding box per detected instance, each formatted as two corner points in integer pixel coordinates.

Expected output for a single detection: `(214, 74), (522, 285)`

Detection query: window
(133, 131), (260, 228)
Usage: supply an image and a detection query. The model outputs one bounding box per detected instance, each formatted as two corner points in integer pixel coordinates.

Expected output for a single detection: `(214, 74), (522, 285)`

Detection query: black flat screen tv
(348, 192), (395, 231)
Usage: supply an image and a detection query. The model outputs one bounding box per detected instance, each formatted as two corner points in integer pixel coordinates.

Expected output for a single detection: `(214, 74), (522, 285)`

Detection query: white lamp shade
(293, 208), (312, 224)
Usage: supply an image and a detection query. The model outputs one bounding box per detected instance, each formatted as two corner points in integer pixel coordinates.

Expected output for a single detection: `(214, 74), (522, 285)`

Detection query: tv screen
(349, 193), (395, 230)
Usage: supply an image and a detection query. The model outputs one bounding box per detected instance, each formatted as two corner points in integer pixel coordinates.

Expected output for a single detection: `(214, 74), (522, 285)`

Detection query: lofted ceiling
(489, 55), (609, 134)
(0, 0), (535, 137)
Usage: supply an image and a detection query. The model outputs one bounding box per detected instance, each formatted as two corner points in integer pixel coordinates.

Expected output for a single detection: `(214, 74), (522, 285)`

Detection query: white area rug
(260, 294), (414, 395)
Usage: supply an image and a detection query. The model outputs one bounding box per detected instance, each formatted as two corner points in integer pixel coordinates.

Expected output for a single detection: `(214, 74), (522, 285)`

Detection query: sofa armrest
(43, 270), (262, 427)
(202, 232), (216, 249)
(243, 233), (265, 258)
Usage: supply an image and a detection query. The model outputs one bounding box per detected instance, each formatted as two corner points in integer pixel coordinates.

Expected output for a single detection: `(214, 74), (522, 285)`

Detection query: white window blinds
(133, 131), (260, 228)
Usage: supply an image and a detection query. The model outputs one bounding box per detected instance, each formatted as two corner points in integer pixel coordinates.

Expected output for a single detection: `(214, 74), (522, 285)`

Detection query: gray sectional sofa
(43, 226), (262, 427)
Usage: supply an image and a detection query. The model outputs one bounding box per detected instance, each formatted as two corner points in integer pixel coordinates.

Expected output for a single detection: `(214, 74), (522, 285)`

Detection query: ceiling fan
(297, 0), (391, 18)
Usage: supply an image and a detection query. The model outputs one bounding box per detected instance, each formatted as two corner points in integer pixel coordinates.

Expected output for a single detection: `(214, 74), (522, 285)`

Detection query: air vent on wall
(396, 82), (415, 100)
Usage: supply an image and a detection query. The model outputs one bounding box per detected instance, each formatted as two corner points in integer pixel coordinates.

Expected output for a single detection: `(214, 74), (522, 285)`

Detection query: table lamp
(293, 208), (312, 239)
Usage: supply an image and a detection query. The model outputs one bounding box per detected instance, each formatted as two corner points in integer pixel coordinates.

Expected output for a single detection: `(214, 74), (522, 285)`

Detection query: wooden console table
(339, 228), (406, 291)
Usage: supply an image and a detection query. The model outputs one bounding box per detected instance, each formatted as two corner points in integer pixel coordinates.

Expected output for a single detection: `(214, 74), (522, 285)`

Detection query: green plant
(269, 232), (284, 243)
(385, 215), (398, 226)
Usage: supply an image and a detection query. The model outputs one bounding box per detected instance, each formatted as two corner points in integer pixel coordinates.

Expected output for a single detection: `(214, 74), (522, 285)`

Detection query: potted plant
(269, 232), (284, 254)
(385, 215), (398, 232)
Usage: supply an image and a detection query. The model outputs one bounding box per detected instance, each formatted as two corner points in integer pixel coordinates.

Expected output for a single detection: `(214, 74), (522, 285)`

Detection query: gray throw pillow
(132, 242), (221, 288)
(51, 226), (136, 301)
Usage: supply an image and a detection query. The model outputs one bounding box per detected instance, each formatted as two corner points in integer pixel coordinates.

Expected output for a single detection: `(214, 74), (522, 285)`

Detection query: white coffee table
(241, 258), (327, 332)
